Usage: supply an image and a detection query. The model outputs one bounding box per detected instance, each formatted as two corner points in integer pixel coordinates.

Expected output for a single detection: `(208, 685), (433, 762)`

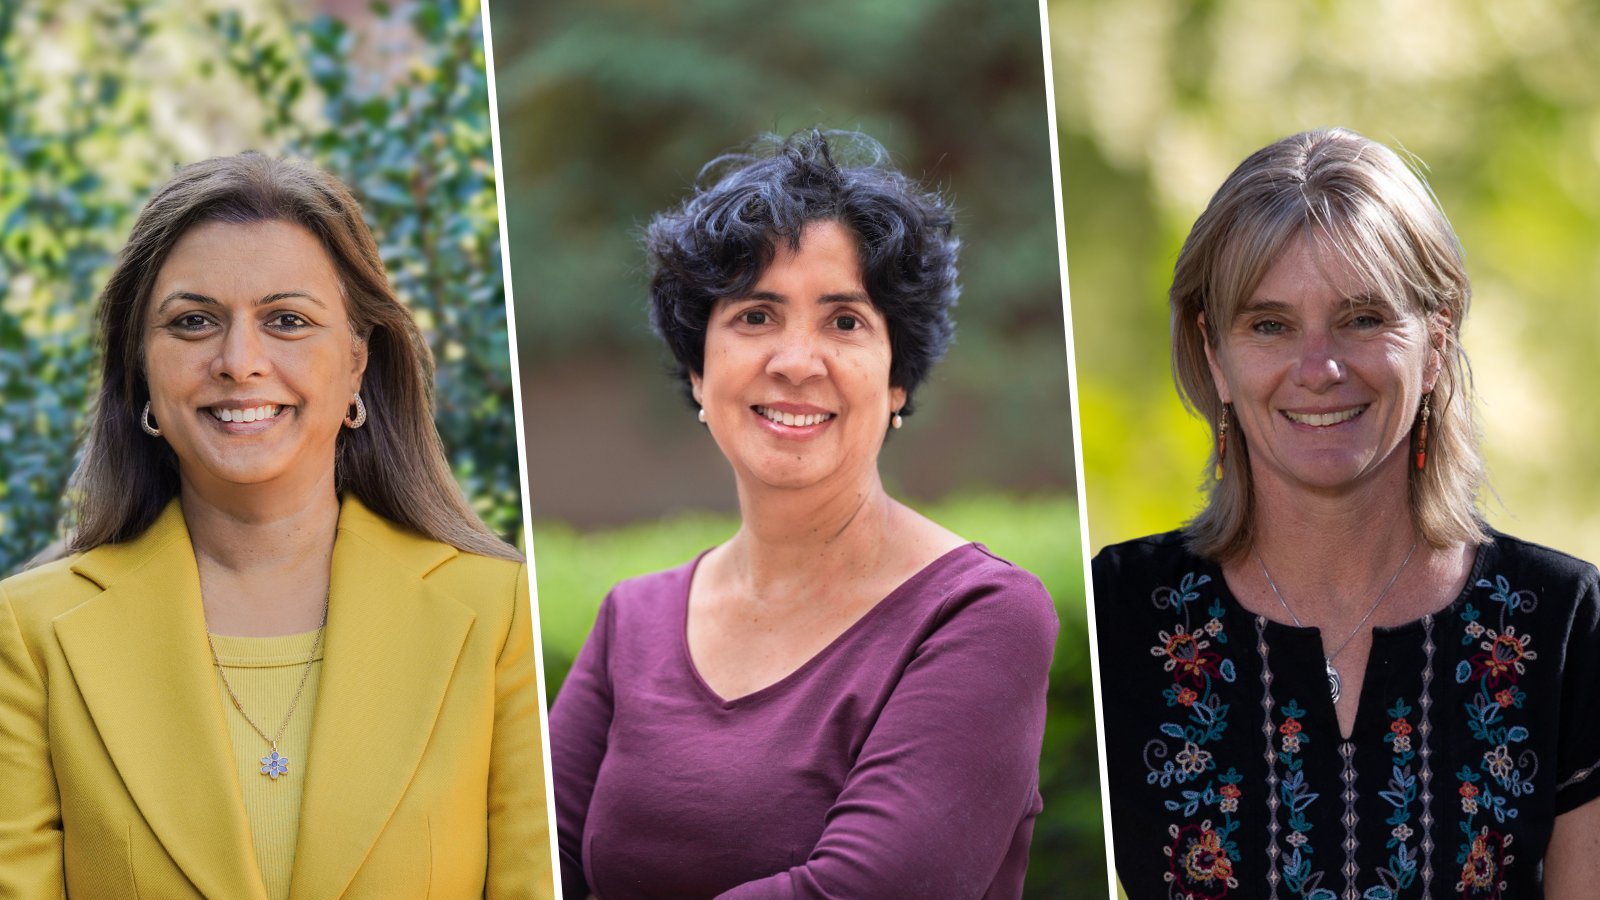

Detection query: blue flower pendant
(260, 747), (290, 780)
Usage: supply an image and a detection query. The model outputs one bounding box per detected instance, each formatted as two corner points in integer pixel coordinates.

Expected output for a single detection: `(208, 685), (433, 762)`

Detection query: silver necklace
(204, 593), (330, 780)
(1254, 540), (1417, 703)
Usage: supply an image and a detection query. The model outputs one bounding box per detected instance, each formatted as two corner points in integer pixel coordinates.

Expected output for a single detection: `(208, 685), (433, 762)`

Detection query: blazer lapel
(288, 499), (474, 900)
(53, 501), (267, 900)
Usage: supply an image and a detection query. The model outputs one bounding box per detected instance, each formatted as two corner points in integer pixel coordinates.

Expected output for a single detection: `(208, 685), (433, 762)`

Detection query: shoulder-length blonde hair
(1170, 128), (1487, 561)
(70, 153), (520, 562)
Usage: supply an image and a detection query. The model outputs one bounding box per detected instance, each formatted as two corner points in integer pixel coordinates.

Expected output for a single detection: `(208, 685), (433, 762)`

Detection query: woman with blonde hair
(0, 154), (551, 898)
(1094, 128), (1600, 897)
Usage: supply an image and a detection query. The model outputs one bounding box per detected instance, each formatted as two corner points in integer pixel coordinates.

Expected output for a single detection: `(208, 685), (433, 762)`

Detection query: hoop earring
(1215, 403), (1230, 480)
(890, 410), (903, 430)
(344, 394), (368, 429)
(140, 401), (162, 437)
(1414, 392), (1431, 471)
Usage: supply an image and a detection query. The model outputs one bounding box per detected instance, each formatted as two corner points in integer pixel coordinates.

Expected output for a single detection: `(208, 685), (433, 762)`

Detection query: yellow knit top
(210, 630), (325, 900)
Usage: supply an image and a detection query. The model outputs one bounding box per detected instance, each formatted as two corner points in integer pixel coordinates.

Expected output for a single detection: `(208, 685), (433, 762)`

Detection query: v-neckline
(1200, 538), (1489, 740)
(677, 542), (980, 709)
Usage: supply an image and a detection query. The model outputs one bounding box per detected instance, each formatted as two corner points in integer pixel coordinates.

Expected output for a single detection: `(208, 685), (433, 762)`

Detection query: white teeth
(756, 406), (833, 427)
(211, 404), (280, 423)
(1285, 407), (1364, 427)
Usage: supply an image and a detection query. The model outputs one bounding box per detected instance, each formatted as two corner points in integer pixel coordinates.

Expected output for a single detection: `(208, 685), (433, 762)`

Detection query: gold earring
(1215, 403), (1229, 480)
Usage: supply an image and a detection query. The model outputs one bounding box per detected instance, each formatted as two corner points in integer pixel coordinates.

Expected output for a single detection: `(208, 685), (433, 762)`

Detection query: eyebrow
(743, 290), (873, 305)
(153, 289), (327, 314)
(1236, 291), (1394, 316)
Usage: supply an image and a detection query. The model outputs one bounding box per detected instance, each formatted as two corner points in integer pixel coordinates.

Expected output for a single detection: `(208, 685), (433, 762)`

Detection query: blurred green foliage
(489, 0), (1075, 514)
(0, 0), (519, 573)
(1050, 0), (1600, 562)
(531, 494), (1105, 896)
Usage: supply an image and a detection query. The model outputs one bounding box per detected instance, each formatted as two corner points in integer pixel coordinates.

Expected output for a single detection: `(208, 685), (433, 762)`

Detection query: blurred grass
(529, 491), (1105, 896)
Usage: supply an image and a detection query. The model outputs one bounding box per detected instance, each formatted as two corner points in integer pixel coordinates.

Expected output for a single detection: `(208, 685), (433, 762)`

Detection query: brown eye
(171, 314), (213, 332)
(270, 313), (311, 330)
(834, 314), (860, 331)
(740, 310), (769, 326)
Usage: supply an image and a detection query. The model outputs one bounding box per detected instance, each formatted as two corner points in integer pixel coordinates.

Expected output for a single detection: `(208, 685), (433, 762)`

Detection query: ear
(689, 369), (703, 407)
(1422, 306), (1451, 393)
(1198, 312), (1232, 404)
(889, 384), (907, 416)
(350, 333), (369, 393)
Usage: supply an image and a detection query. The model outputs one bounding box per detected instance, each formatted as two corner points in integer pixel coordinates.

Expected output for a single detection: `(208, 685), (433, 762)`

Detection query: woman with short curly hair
(549, 131), (1058, 899)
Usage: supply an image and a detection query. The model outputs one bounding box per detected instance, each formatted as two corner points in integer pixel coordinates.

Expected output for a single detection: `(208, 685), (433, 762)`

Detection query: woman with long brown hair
(0, 154), (551, 898)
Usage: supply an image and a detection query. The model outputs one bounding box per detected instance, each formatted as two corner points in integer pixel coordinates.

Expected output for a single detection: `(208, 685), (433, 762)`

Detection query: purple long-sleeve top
(549, 543), (1059, 899)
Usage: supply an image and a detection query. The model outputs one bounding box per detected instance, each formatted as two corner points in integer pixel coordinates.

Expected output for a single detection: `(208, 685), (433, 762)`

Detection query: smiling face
(142, 219), (367, 504)
(1204, 231), (1444, 500)
(691, 219), (906, 495)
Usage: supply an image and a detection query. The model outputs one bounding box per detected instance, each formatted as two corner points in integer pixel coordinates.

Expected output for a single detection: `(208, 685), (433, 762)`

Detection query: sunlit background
(1053, 0), (1600, 564)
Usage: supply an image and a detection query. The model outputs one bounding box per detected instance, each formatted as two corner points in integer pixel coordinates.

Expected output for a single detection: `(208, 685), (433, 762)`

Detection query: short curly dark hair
(645, 130), (959, 418)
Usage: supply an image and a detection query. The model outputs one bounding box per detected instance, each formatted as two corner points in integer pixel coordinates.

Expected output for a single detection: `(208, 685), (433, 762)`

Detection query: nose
(211, 322), (271, 382)
(765, 325), (827, 385)
(1293, 329), (1345, 392)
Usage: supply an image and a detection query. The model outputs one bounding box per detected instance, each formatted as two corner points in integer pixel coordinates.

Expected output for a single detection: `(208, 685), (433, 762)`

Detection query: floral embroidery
(1373, 698), (1420, 894)
(1165, 820), (1241, 898)
(1455, 827), (1513, 898)
(1145, 572), (1241, 897)
(1271, 699), (1329, 898)
(1120, 545), (1567, 900)
(1453, 575), (1540, 897)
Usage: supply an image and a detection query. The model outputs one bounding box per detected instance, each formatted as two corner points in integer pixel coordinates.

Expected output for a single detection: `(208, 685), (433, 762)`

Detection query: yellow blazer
(0, 496), (554, 899)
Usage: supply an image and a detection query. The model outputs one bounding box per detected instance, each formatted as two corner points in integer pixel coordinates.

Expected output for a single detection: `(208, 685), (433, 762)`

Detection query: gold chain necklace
(205, 593), (329, 781)
(1254, 541), (1417, 704)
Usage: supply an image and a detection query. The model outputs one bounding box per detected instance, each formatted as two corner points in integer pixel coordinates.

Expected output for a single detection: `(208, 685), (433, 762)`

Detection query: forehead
(149, 219), (342, 312)
(757, 220), (864, 285)
(1228, 229), (1406, 319)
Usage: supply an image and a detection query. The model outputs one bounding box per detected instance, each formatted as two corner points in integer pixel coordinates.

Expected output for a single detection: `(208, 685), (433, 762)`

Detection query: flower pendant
(1326, 658), (1342, 703)
(260, 747), (290, 780)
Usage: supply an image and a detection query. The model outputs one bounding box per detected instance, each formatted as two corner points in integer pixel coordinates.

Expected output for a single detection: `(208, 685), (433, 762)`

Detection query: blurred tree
(0, 0), (519, 574)
(489, 0), (1075, 525)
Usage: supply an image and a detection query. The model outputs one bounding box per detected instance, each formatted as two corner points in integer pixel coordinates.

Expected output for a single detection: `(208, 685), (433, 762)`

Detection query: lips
(1282, 405), (1367, 427)
(754, 405), (835, 427)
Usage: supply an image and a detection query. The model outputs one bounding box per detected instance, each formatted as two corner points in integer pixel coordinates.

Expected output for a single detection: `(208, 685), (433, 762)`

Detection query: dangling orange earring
(1215, 404), (1230, 481)
(1414, 392), (1431, 471)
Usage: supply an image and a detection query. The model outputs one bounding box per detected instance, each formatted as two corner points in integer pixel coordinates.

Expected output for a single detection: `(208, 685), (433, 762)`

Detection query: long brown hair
(1170, 128), (1486, 561)
(70, 153), (520, 561)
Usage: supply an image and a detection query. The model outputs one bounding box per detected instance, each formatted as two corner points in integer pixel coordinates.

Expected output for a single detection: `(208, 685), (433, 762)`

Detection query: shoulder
(909, 545), (1059, 666)
(1473, 530), (1600, 624)
(597, 555), (701, 626)
(934, 544), (1057, 624)
(337, 499), (528, 632)
(1091, 531), (1210, 597)
(0, 553), (101, 646)
(1090, 531), (1221, 633)
(1478, 530), (1599, 588)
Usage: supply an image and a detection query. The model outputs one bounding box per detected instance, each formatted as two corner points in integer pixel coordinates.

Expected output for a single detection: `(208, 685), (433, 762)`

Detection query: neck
(180, 468), (341, 635)
(1246, 455), (1421, 613)
(720, 469), (897, 601)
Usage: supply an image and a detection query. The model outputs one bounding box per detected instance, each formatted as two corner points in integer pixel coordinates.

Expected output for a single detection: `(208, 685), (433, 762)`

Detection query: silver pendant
(1326, 658), (1342, 703)
(260, 746), (290, 780)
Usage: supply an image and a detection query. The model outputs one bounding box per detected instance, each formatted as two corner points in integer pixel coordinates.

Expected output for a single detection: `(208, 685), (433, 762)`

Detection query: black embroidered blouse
(1094, 530), (1600, 900)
